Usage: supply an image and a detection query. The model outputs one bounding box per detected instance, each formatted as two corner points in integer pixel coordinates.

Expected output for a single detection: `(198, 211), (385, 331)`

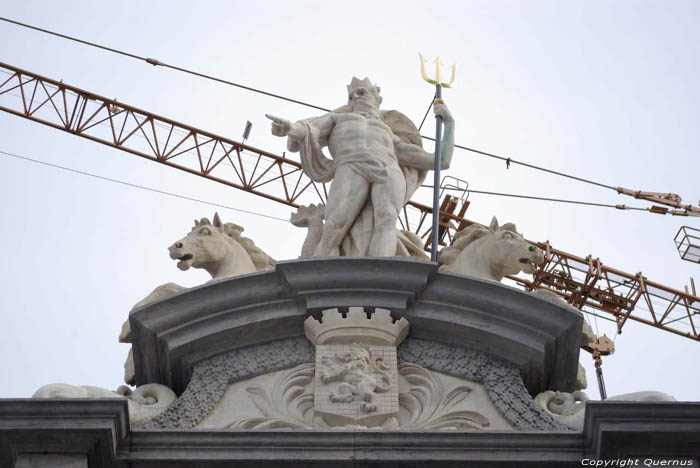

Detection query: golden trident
(419, 53), (456, 261)
(419, 54), (456, 90)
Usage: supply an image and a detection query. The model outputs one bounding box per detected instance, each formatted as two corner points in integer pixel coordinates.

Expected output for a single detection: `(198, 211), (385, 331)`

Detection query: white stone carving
(120, 213), (275, 384)
(168, 213), (275, 278)
(291, 203), (428, 260)
(314, 344), (399, 427)
(33, 383), (176, 425)
(197, 308), (512, 431)
(197, 362), (513, 430)
(438, 217), (544, 282)
(230, 364), (315, 429)
(290, 203), (325, 258)
(575, 363), (588, 391)
(534, 390), (589, 430)
(399, 363), (498, 430)
(535, 390), (677, 430)
(267, 76), (455, 257)
(197, 365), (314, 429)
(320, 347), (391, 411)
(304, 307), (409, 346)
(304, 307), (406, 428)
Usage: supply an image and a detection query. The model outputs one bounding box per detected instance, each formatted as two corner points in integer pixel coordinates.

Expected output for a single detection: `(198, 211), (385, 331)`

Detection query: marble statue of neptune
(266, 77), (455, 257)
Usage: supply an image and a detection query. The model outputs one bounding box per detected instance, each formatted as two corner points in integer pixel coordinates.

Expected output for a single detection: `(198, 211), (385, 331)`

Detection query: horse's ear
(194, 219), (200, 227)
(213, 212), (222, 228)
(489, 217), (499, 232)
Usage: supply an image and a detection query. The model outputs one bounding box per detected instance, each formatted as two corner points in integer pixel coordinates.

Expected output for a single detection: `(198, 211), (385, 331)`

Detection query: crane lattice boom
(0, 61), (697, 342)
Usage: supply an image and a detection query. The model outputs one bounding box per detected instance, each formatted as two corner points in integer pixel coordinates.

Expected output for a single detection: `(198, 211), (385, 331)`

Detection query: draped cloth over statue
(287, 107), (428, 257)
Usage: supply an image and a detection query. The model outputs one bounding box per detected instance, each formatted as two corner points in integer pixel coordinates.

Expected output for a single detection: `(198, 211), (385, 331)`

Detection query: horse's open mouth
(176, 253), (194, 271)
(519, 258), (537, 273)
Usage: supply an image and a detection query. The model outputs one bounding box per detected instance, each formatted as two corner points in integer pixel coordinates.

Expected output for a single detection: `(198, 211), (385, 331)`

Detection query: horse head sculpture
(168, 212), (275, 280)
(438, 217), (544, 282)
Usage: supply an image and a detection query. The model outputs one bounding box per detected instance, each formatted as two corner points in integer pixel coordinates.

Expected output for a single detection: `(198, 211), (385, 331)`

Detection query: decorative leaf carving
(227, 362), (493, 430)
(399, 363), (490, 430)
(229, 363), (314, 429)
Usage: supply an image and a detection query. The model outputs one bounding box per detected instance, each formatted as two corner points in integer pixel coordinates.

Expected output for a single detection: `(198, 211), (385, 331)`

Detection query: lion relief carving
(319, 347), (391, 413)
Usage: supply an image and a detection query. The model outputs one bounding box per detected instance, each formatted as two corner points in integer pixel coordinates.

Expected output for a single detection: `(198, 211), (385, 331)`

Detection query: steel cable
(1, 16), (623, 194)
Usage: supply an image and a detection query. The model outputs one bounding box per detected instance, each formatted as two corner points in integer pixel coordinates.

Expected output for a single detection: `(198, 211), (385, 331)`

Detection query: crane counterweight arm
(616, 187), (700, 217)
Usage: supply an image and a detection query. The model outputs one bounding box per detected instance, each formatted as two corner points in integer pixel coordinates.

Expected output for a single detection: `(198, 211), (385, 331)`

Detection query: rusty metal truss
(507, 244), (699, 341)
(0, 62), (330, 208)
(0, 61), (698, 342)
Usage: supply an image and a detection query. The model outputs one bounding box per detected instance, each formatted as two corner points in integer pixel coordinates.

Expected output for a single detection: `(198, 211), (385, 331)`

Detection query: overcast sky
(1, 0), (698, 401)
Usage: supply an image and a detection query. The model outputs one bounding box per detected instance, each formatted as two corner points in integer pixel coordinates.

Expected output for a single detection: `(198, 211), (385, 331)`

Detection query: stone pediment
(130, 258), (583, 397)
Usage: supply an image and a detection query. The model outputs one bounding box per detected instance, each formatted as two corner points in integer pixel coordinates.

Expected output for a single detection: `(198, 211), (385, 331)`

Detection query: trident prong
(419, 53), (456, 88)
(419, 53), (437, 85)
(434, 56), (442, 84)
(445, 62), (456, 89)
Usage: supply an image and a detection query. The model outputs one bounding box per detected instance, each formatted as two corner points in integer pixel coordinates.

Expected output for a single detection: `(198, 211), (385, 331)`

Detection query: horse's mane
(193, 215), (276, 271)
(437, 221), (520, 266)
(223, 223), (276, 271)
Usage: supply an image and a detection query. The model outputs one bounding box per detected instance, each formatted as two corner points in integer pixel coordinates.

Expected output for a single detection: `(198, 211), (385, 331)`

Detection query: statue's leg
(368, 164), (406, 256)
(313, 165), (370, 256)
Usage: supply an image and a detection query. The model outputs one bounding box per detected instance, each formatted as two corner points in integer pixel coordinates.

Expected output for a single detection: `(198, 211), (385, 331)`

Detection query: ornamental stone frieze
(126, 258), (583, 431)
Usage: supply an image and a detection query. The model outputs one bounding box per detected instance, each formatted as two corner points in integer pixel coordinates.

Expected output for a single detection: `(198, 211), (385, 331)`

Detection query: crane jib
(0, 60), (697, 344)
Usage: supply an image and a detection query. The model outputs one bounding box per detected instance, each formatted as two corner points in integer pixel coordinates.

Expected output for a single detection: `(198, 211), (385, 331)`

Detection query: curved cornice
(130, 258), (582, 395)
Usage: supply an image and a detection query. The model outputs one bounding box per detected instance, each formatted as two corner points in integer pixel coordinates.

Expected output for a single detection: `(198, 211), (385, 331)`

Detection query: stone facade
(2, 259), (697, 466)
(1, 399), (699, 466)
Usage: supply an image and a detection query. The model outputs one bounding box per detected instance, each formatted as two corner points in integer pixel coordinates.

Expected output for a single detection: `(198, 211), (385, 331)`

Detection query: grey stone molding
(130, 258), (583, 396)
(399, 338), (569, 431)
(1, 399), (698, 467)
(275, 257), (437, 310)
(409, 270), (582, 393)
(123, 430), (586, 467)
(0, 399), (128, 467)
(583, 401), (700, 458)
(15, 454), (87, 468)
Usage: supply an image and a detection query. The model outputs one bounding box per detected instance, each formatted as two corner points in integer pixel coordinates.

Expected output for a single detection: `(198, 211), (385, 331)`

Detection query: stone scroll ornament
(33, 383), (176, 425)
(304, 308), (408, 429)
(535, 389), (676, 431)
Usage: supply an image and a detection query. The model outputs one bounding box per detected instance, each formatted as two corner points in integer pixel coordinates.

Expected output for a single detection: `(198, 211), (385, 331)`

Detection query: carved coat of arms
(305, 308), (407, 428)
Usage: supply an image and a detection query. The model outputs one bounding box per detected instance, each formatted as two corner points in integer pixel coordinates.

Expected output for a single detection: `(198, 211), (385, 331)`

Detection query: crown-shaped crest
(304, 307), (408, 346)
(347, 76), (380, 95)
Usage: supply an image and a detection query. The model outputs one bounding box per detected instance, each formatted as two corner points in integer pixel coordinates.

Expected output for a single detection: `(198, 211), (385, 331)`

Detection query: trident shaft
(419, 54), (456, 261)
